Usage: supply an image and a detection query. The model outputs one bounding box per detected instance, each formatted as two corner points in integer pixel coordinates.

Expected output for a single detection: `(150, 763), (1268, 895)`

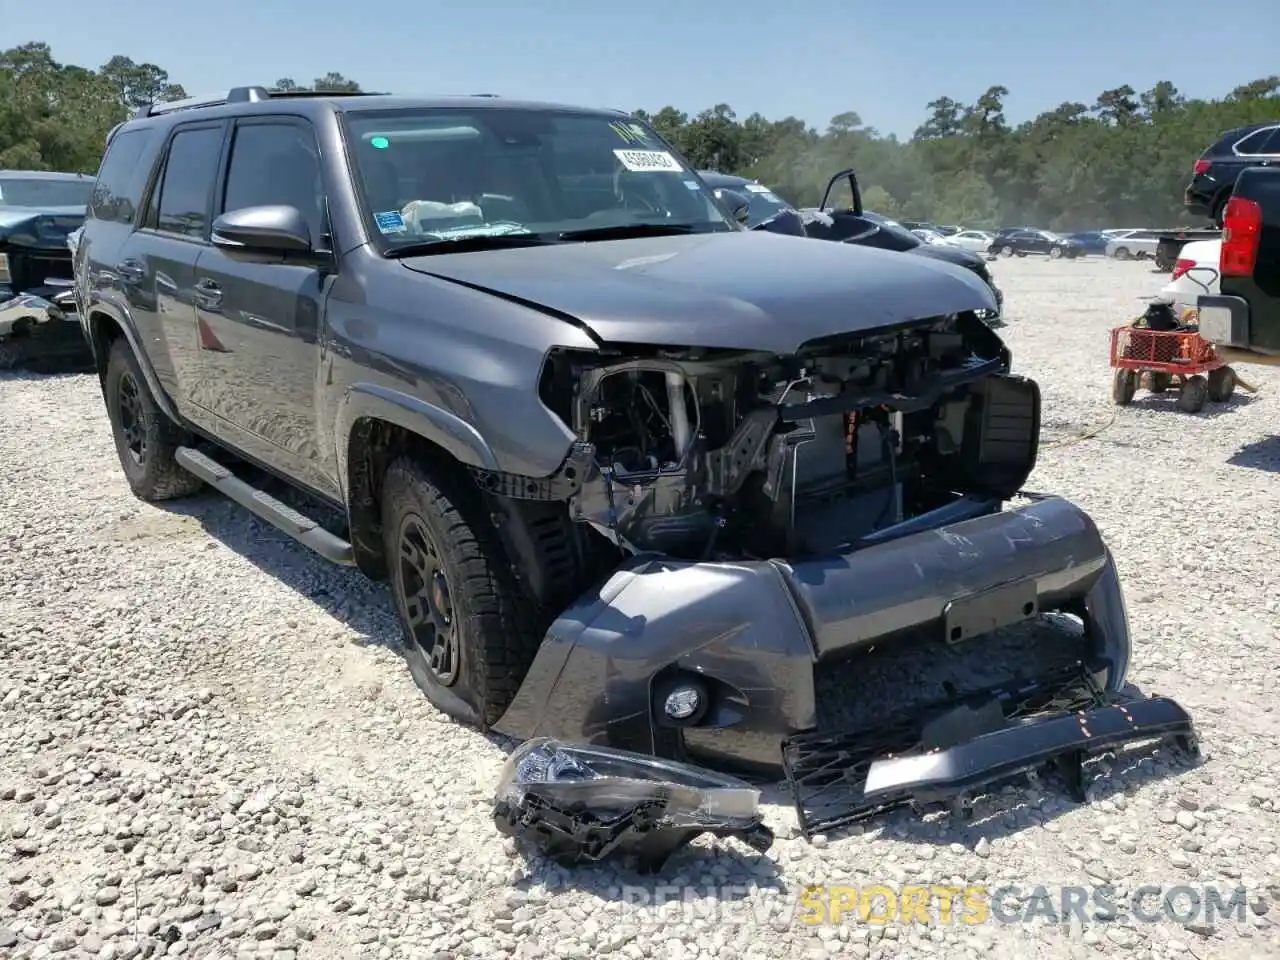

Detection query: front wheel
(1000, 245), (1014, 257)
(381, 456), (542, 729)
(1207, 366), (1236, 402)
(104, 338), (202, 501)
(1113, 247), (1131, 260)
(1049, 246), (1063, 259)
(1111, 369), (1137, 405)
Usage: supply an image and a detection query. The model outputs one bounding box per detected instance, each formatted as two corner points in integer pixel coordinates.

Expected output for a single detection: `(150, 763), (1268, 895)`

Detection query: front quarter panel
(324, 252), (599, 491)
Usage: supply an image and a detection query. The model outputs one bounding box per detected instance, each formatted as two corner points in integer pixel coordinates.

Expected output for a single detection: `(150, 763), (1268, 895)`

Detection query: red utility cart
(1109, 324), (1236, 413)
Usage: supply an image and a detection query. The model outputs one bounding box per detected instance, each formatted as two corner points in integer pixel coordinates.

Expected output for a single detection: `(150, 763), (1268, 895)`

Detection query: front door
(192, 117), (337, 498)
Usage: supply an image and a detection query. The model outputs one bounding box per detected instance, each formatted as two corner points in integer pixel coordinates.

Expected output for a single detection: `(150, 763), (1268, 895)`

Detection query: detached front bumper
(494, 494), (1136, 777)
(0, 284), (78, 338)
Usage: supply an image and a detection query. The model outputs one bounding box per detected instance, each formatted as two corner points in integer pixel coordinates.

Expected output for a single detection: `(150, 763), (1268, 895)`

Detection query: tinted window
(0, 176), (94, 209)
(1257, 128), (1280, 154)
(1235, 128), (1276, 154)
(222, 122), (326, 244)
(154, 126), (224, 239)
(89, 129), (155, 224)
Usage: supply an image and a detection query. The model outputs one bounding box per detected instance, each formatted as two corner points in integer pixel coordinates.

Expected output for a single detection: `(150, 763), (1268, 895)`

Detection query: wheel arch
(86, 308), (181, 423)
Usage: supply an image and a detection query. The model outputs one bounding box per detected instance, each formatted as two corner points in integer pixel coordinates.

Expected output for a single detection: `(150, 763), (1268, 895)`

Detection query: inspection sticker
(745, 183), (771, 193)
(374, 210), (406, 233)
(683, 179), (701, 190)
(614, 149), (683, 173)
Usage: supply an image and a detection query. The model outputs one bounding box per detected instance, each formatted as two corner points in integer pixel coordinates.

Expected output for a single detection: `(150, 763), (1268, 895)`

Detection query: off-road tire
(1207, 366), (1236, 402)
(1177, 374), (1208, 413)
(104, 338), (203, 501)
(380, 455), (542, 729)
(1111, 369), (1136, 405)
(1145, 372), (1171, 393)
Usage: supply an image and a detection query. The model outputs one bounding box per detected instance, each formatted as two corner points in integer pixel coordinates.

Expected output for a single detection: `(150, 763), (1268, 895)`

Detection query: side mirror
(211, 205), (313, 256)
(714, 188), (752, 225)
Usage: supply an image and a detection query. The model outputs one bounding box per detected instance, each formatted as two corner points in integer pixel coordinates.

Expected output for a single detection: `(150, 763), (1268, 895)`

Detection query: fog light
(664, 685), (701, 720)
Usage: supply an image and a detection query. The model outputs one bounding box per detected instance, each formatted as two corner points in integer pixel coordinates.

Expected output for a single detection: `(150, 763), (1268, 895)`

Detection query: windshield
(737, 183), (792, 228)
(0, 177), (94, 208)
(344, 108), (735, 249)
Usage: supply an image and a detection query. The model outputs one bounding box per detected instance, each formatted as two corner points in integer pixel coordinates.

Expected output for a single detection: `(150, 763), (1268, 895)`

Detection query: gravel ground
(2, 255), (1279, 960)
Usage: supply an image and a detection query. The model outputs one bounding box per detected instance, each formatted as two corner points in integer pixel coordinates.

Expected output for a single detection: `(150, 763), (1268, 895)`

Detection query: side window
(221, 121), (325, 244)
(1257, 128), (1280, 154)
(153, 126), (225, 239)
(1235, 128), (1275, 155)
(89, 129), (155, 225)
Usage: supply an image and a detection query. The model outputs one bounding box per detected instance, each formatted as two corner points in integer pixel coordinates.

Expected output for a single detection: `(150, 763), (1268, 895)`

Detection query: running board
(175, 446), (355, 566)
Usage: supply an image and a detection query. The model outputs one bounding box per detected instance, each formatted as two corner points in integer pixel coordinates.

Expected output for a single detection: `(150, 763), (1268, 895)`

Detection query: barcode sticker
(613, 149), (683, 173)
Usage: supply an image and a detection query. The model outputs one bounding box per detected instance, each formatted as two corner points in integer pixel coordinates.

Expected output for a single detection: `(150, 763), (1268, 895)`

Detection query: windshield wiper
(382, 234), (557, 258)
(557, 222), (717, 242)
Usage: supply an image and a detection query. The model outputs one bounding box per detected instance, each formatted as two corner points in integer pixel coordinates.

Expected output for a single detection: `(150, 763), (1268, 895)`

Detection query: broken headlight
(493, 738), (774, 872)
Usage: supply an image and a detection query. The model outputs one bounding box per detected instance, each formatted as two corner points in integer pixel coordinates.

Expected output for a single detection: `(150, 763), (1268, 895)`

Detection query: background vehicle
(698, 169), (1004, 318)
(1159, 238), (1222, 317)
(1153, 227), (1221, 272)
(1063, 231), (1110, 255)
(0, 169), (93, 368)
(1185, 121), (1280, 226)
(910, 227), (957, 246)
(1104, 229), (1163, 260)
(950, 229), (995, 252)
(695, 170), (806, 236)
(990, 229), (1083, 259)
(1196, 166), (1280, 363)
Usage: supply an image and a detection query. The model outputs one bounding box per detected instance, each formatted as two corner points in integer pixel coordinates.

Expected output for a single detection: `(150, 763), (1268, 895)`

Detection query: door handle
(115, 259), (144, 283)
(193, 277), (223, 309)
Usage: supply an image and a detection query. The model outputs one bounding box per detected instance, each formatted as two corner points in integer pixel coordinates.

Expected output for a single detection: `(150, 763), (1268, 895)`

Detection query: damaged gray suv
(76, 87), (1195, 834)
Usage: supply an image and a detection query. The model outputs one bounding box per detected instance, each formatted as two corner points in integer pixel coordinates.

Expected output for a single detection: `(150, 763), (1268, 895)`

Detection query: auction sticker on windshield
(614, 149), (683, 173)
(374, 211), (406, 234)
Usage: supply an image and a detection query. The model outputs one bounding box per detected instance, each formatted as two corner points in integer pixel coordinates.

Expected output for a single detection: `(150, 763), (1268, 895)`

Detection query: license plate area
(943, 578), (1036, 644)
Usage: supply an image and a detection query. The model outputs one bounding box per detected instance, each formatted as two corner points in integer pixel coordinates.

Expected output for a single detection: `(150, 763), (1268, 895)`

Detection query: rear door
(192, 115), (337, 497)
(128, 121), (229, 422)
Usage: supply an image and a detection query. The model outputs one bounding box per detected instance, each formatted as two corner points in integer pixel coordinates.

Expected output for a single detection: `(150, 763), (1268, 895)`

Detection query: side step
(175, 446), (355, 566)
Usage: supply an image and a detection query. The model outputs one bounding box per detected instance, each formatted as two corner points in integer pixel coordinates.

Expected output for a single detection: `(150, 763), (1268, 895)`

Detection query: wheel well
(345, 417), (604, 606)
(88, 311), (125, 383)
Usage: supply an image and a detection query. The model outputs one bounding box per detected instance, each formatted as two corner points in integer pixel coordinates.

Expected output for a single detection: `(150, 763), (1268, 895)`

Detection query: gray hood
(400, 231), (996, 354)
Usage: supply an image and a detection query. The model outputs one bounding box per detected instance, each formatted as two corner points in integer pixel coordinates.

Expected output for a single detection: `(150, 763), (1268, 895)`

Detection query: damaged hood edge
(401, 232), (997, 354)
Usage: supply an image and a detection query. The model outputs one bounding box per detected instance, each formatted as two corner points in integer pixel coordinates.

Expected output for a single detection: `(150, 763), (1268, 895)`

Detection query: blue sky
(9, 0), (1278, 138)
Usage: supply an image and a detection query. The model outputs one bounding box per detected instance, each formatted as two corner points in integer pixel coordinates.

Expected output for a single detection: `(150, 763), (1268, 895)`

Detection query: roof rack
(132, 86), (388, 120)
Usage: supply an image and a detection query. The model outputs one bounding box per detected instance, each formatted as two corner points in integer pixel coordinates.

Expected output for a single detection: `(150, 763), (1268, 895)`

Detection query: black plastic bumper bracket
(781, 663), (1198, 838)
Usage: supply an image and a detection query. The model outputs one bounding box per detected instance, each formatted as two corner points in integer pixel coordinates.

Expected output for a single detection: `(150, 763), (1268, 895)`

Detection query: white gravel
(2, 255), (1279, 960)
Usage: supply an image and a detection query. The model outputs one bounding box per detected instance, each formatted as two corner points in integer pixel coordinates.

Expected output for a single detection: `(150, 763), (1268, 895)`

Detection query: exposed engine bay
(538, 311), (1038, 560)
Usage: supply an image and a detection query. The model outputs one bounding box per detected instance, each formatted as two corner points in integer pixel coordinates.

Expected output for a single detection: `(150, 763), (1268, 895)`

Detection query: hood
(401, 231), (995, 354)
(0, 205), (87, 253)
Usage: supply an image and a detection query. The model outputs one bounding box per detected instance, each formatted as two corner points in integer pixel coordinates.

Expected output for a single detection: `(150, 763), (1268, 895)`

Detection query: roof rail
(133, 85), (272, 120)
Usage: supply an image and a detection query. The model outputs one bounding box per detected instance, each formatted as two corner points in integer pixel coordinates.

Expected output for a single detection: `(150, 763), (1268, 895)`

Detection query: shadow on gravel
(1127, 390), (1255, 418)
(1227, 435), (1280, 473)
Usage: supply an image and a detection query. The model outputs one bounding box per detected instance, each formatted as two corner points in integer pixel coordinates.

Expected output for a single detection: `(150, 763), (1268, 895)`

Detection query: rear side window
(1235, 127), (1276, 155)
(1257, 128), (1280, 154)
(152, 126), (225, 239)
(89, 129), (155, 225)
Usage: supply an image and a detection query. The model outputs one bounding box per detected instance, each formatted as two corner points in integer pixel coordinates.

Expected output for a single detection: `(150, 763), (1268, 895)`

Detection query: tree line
(3, 41), (1278, 230)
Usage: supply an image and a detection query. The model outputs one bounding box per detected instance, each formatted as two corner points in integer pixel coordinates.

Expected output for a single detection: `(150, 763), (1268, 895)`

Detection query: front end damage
(485, 309), (1195, 832)
(0, 215), (87, 369)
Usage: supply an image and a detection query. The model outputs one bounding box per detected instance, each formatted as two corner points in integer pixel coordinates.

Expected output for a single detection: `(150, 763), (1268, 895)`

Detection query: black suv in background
(1185, 121), (1280, 226)
(989, 229), (1084, 259)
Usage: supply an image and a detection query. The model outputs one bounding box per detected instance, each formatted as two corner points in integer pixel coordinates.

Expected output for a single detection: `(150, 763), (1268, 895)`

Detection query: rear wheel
(1177, 374), (1208, 413)
(1000, 245), (1014, 257)
(1207, 366), (1236, 402)
(103, 338), (202, 501)
(381, 456), (542, 729)
(1113, 247), (1131, 260)
(1111, 369), (1137, 405)
(1145, 373), (1171, 393)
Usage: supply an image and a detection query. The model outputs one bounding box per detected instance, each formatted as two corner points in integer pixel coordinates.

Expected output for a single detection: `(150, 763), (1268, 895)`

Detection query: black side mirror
(212, 205), (313, 258)
(714, 188), (752, 225)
